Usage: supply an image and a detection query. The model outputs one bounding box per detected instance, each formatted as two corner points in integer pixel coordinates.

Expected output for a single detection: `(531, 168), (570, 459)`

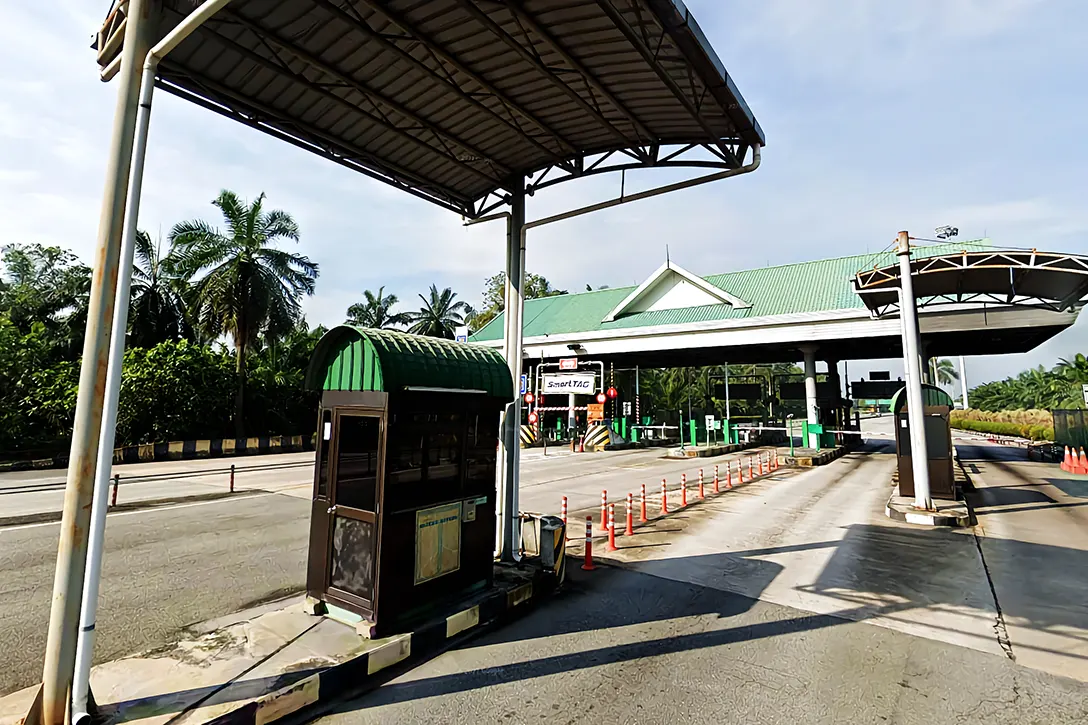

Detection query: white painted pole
(897, 231), (932, 510)
(802, 346), (819, 448)
(960, 356), (969, 409)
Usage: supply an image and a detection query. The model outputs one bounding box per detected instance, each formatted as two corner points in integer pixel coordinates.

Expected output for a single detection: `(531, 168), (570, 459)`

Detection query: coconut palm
(934, 358), (959, 386)
(407, 285), (470, 338)
(346, 287), (410, 329)
(128, 230), (192, 348)
(168, 190), (318, 436)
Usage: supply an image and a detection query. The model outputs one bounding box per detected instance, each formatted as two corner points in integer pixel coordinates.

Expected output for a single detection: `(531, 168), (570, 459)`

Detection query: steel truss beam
(157, 70), (474, 216)
(199, 19), (509, 191)
(596, 0), (739, 166)
(854, 249), (1088, 318)
(453, 0), (638, 150)
(335, 0), (575, 161)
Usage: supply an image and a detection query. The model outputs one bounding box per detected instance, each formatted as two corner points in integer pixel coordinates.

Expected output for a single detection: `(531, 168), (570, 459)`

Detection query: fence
(1054, 409), (1088, 449)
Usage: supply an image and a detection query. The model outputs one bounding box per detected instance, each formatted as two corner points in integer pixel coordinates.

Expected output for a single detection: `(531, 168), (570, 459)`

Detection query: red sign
(587, 403), (605, 423)
(528, 411), (539, 424)
(524, 392), (534, 404)
(596, 392), (607, 404)
(559, 358), (578, 370)
(606, 387), (618, 399)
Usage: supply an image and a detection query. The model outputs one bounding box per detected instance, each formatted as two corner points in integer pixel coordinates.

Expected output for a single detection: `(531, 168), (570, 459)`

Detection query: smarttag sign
(542, 373), (595, 394)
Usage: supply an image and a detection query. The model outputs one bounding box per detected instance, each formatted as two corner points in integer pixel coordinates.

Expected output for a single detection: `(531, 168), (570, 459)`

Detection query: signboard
(542, 373), (595, 394)
(454, 325), (469, 343)
(414, 502), (461, 585)
(559, 358), (578, 370)
(519, 374), (527, 395)
(705, 414), (715, 431)
(870, 370), (891, 381)
(622, 401), (633, 415)
(1083, 383), (1088, 406)
(713, 420), (722, 430)
(587, 403), (604, 423)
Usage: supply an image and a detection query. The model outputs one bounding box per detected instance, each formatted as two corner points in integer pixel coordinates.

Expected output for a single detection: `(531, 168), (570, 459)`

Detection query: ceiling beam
(452, 0), (635, 148)
(325, 0), (575, 161)
(223, 8), (514, 178)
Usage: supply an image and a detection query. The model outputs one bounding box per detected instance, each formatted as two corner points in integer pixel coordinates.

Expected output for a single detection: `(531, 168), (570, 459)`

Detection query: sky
(1, 0), (1085, 387)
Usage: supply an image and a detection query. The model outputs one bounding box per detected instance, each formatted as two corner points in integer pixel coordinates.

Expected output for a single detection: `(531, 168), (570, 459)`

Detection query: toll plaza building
(470, 241), (1082, 435)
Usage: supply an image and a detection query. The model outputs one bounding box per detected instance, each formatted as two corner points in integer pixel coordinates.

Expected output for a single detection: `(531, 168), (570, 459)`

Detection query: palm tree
(934, 358), (959, 386)
(346, 287), (410, 329)
(128, 230), (191, 347)
(169, 190), (318, 436)
(407, 285), (470, 338)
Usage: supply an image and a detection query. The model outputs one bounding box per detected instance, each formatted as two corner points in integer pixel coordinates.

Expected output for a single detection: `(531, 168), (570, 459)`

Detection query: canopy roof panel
(306, 326), (514, 397)
(97, 0), (764, 217)
(853, 249), (1088, 317)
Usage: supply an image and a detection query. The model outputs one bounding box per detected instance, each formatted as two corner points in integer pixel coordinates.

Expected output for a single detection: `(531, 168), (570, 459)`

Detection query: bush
(949, 416), (1054, 441)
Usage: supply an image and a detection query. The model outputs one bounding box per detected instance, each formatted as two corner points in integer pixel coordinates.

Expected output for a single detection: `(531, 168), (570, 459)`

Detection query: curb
(0, 490), (260, 529)
(782, 444), (852, 467)
(203, 573), (553, 725)
(883, 501), (972, 527)
(0, 435), (316, 473)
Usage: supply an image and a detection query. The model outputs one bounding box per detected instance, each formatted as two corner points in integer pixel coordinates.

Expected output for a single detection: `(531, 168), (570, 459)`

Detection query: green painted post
(689, 420), (697, 448)
(788, 419), (795, 456)
(621, 418), (627, 440)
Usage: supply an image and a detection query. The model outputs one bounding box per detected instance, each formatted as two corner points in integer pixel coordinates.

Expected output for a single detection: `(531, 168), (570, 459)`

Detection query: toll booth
(892, 384), (956, 499)
(303, 326), (513, 637)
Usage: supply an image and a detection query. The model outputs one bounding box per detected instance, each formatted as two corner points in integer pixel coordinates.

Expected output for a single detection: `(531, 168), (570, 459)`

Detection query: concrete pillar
(801, 345), (819, 448)
(959, 356), (969, 409)
(825, 359), (841, 428)
(497, 188), (526, 562)
(897, 231), (932, 510)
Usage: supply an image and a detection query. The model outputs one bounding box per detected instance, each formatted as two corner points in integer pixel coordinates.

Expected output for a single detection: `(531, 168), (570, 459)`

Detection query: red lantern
(606, 387), (618, 399)
(524, 392), (534, 404)
(528, 411), (539, 424)
(596, 392), (607, 404)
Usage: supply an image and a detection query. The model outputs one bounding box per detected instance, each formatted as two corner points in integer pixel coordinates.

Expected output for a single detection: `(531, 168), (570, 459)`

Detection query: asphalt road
(0, 492), (309, 696)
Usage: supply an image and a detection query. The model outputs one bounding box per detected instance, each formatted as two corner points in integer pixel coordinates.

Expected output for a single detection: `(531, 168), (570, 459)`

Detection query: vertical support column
(825, 359), (841, 428)
(568, 393), (576, 437)
(36, 4), (155, 724)
(959, 356), (969, 409)
(498, 188), (526, 562)
(801, 345), (819, 448)
(897, 231), (932, 510)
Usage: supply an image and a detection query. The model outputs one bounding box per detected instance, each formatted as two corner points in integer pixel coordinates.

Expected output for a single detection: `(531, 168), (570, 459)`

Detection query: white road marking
(0, 491), (283, 534)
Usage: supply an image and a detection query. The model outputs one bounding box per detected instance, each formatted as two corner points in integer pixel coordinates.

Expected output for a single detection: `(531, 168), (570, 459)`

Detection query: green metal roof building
(470, 241), (1080, 366)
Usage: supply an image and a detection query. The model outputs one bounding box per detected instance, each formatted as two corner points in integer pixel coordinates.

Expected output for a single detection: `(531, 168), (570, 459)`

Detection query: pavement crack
(968, 508), (1016, 662)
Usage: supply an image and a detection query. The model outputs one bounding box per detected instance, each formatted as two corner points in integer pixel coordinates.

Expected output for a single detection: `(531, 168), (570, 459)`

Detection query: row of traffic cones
(575, 450), (780, 570)
(1061, 446), (1088, 474)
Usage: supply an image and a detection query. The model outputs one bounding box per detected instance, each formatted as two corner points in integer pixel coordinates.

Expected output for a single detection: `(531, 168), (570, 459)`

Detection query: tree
(0, 243), (91, 361)
(346, 286), (410, 329)
(467, 271), (566, 331)
(408, 285), (470, 338)
(128, 231), (192, 348)
(934, 358), (959, 386)
(169, 190), (319, 436)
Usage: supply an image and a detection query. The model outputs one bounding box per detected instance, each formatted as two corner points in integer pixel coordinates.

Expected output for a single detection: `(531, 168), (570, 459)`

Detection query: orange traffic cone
(1062, 446), (1072, 472)
(1078, 448), (1088, 475)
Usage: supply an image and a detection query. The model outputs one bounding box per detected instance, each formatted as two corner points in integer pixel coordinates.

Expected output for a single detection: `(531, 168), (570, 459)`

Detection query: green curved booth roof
(890, 384), (954, 413)
(305, 326), (513, 400)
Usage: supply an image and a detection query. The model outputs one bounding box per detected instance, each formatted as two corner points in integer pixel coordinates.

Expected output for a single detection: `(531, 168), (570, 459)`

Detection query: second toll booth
(892, 384), (956, 499)
(303, 326), (513, 637)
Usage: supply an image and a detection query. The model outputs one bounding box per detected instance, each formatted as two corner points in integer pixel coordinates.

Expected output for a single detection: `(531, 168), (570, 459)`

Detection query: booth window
(315, 409), (332, 498)
(335, 414), (380, 511)
(465, 413), (498, 487)
(386, 412), (426, 485)
(427, 412), (464, 488)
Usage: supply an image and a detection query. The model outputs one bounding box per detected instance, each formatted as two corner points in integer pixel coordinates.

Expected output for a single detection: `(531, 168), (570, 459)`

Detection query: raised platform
(781, 445), (850, 467)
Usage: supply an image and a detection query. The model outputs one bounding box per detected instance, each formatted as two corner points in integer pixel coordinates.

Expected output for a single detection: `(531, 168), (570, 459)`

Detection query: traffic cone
(1079, 448), (1088, 475)
(1062, 446), (1072, 472)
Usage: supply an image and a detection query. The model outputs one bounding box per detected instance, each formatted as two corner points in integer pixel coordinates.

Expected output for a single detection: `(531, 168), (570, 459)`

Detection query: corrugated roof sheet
(471, 241), (995, 342)
(307, 326), (513, 399)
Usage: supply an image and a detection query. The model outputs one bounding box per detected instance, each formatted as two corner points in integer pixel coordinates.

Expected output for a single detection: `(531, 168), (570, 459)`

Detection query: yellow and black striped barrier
(519, 424), (537, 448)
(582, 423), (618, 451)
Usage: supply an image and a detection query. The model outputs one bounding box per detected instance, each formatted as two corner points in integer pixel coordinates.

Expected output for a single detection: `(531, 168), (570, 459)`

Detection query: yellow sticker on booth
(415, 502), (462, 585)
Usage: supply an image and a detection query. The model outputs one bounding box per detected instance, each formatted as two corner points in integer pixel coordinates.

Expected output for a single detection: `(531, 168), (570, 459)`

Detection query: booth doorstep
(0, 566), (553, 725)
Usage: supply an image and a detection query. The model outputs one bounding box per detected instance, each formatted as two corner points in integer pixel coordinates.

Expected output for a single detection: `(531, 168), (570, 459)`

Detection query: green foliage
(949, 416), (1054, 441)
(466, 271), (566, 331)
(346, 286), (410, 329)
(0, 243), (91, 361)
(128, 230), (193, 347)
(408, 284), (471, 338)
(969, 356), (1087, 411)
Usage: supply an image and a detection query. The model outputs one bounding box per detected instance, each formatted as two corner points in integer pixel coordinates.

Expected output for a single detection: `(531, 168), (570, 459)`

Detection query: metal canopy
(96, 0), (765, 218)
(853, 249), (1088, 317)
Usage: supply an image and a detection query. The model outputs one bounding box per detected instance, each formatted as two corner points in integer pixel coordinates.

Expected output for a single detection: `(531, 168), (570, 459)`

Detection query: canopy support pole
(898, 231), (933, 510)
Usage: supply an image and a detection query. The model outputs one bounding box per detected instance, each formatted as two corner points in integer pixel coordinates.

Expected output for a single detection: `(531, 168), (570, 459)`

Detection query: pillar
(498, 187), (526, 562)
(826, 359), (841, 427)
(959, 356), (969, 409)
(897, 231), (932, 509)
(801, 345), (819, 448)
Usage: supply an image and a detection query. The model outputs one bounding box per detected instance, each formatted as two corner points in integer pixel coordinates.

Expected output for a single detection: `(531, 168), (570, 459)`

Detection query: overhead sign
(705, 414), (715, 431)
(559, 358), (579, 370)
(587, 403), (604, 423)
(542, 373), (595, 394)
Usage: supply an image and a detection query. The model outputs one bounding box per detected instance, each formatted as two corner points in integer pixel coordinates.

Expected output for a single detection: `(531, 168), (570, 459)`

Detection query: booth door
(325, 409), (385, 614)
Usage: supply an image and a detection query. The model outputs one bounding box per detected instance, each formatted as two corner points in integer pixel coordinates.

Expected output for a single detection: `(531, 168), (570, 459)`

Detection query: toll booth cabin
(892, 384), (956, 499)
(303, 326), (513, 637)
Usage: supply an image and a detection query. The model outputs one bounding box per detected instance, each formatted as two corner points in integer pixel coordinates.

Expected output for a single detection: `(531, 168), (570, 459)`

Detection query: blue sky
(1, 0), (1085, 386)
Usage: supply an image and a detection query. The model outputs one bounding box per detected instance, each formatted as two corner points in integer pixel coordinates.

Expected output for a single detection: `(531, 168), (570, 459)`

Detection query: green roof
(891, 384), (954, 413)
(470, 241), (995, 342)
(306, 326), (513, 400)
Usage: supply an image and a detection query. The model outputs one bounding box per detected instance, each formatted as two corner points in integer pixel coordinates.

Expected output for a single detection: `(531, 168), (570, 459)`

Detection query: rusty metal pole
(36, 3), (155, 724)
